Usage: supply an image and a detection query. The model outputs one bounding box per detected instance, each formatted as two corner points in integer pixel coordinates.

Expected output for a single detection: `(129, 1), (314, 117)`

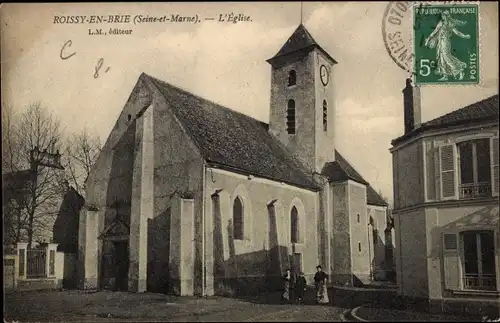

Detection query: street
(4, 290), (348, 322)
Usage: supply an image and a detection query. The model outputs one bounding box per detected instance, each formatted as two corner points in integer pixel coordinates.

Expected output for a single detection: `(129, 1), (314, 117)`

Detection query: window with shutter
(439, 144), (457, 200)
(490, 136), (499, 197)
(443, 233), (460, 290)
(434, 141), (441, 199)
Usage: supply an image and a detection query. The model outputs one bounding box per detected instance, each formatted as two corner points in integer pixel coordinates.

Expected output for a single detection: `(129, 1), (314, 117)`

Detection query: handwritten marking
(60, 40), (76, 60)
(94, 58), (106, 78)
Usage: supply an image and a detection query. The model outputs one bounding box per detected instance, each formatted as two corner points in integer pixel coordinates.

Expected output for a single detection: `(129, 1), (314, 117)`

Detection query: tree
(3, 103), (102, 249)
(61, 128), (102, 198)
(2, 105), (21, 174)
(2, 102), (65, 247)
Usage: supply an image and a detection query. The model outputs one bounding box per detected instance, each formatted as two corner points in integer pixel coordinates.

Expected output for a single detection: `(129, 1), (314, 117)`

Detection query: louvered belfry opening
(323, 99), (328, 131)
(287, 99), (296, 134)
(288, 70), (296, 86)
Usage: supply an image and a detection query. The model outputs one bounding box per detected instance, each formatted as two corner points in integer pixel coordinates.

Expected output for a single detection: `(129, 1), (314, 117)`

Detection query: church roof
(322, 152), (388, 207)
(267, 24), (337, 65)
(392, 94), (499, 145)
(144, 74), (320, 191)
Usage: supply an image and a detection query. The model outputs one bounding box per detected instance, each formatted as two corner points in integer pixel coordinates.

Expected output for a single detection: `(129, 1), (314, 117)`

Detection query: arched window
(373, 229), (379, 246)
(288, 70), (296, 86)
(323, 100), (328, 131)
(287, 99), (296, 134)
(290, 206), (299, 243)
(233, 196), (244, 240)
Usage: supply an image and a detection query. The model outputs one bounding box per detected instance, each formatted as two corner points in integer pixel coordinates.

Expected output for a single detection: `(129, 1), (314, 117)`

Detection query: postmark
(382, 1), (415, 74)
(413, 3), (479, 85)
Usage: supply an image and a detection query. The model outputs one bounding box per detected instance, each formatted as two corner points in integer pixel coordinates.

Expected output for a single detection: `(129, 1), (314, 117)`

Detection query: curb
(340, 309), (350, 322)
(351, 305), (370, 322)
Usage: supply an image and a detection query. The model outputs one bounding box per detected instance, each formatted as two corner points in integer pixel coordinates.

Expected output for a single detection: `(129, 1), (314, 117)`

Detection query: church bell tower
(267, 24), (338, 174)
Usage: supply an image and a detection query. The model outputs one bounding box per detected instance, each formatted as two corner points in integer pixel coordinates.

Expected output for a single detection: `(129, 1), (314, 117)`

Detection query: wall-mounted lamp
(247, 175), (254, 180)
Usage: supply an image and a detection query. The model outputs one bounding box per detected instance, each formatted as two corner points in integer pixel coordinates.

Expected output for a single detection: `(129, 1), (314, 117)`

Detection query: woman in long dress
(282, 269), (292, 304)
(314, 265), (329, 304)
(424, 10), (471, 81)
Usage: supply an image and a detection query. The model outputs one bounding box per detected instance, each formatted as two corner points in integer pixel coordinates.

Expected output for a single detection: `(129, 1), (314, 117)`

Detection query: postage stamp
(413, 4), (479, 85)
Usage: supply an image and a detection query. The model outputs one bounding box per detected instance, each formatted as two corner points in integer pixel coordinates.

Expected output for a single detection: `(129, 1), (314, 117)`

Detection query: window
(439, 137), (498, 200)
(460, 230), (496, 291)
(358, 242), (362, 252)
(288, 70), (296, 86)
(323, 100), (328, 131)
(291, 206), (299, 243)
(457, 139), (491, 198)
(444, 233), (457, 250)
(357, 214), (360, 223)
(233, 196), (244, 240)
(373, 229), (379, 246)
(287, 99), (296, 134)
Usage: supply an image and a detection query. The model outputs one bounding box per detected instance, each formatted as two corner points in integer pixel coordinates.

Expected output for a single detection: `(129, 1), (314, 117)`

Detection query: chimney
(402, 78), (422, 134)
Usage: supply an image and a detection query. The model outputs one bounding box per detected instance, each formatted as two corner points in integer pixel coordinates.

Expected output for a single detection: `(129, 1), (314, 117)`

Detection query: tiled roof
(366, 185), (388, 207)
(322, 151), (388, 206)
(144, 74), (320, 191)
(393, 94), (499, 145)
(322, 154), (367, 185)
(423, 94), (498, 127)
(267, 24), (337, 64)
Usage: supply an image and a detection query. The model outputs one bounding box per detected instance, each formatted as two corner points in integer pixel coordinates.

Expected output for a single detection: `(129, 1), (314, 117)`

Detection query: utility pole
(27, 147), (64, 248)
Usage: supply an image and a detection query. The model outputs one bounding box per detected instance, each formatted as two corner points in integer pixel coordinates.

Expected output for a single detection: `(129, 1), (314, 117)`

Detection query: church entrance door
(113, 241), (129, 291)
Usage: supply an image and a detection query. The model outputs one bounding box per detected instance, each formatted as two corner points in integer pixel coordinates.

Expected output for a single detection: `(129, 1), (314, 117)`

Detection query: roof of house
(145, 74), (320, 191)
(267, 24), (337, 65)
(322, 151), (388, 207)
(2, 170), (32, 192)
(392, 94), (499, 145)
(442, 205), (499, 231)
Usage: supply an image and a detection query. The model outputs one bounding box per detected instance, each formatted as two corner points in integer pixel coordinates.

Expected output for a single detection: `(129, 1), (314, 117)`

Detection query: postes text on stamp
(413, 4), (479, 85)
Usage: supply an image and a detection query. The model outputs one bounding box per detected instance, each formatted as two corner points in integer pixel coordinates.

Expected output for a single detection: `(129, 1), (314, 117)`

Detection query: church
(78, 24), (390, 296)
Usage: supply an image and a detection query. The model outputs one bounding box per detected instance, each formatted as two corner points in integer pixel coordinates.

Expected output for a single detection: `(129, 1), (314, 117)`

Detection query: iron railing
(459, 182), (491, 199)
(463, 274), (497, 291)
(27, 249), (47, 278)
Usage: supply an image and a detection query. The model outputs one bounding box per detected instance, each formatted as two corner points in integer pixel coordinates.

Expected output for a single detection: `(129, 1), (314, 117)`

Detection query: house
(79, 24), (390, 295)
(390, 79), (499, 316)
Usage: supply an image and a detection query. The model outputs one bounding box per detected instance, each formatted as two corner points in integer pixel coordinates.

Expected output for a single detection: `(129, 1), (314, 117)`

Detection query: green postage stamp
(413, 4), (479, 85)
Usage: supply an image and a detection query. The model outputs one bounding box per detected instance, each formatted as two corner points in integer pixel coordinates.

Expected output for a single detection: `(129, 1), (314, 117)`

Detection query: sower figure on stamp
(424, 10), (471, 81)
(314, 265), (329, 304)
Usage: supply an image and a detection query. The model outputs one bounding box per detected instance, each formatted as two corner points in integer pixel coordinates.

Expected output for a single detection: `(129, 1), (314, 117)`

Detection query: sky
(1, 2), (499, 204)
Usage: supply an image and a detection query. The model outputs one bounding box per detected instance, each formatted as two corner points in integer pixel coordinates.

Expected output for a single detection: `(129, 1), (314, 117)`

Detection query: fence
(27, 249), (47, 278)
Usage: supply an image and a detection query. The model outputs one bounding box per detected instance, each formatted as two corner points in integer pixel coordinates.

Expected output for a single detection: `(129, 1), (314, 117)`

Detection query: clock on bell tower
(267, 24), (338, 173)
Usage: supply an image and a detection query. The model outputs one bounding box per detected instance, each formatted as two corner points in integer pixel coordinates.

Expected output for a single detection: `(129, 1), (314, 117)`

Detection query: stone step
(18, 279), (58, 291)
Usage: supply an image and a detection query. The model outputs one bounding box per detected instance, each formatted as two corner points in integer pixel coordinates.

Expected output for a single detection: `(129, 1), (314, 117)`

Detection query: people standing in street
(282, 269), (292, 304)
(314, 265), (329, 304)
(294, 271), (307, 305)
